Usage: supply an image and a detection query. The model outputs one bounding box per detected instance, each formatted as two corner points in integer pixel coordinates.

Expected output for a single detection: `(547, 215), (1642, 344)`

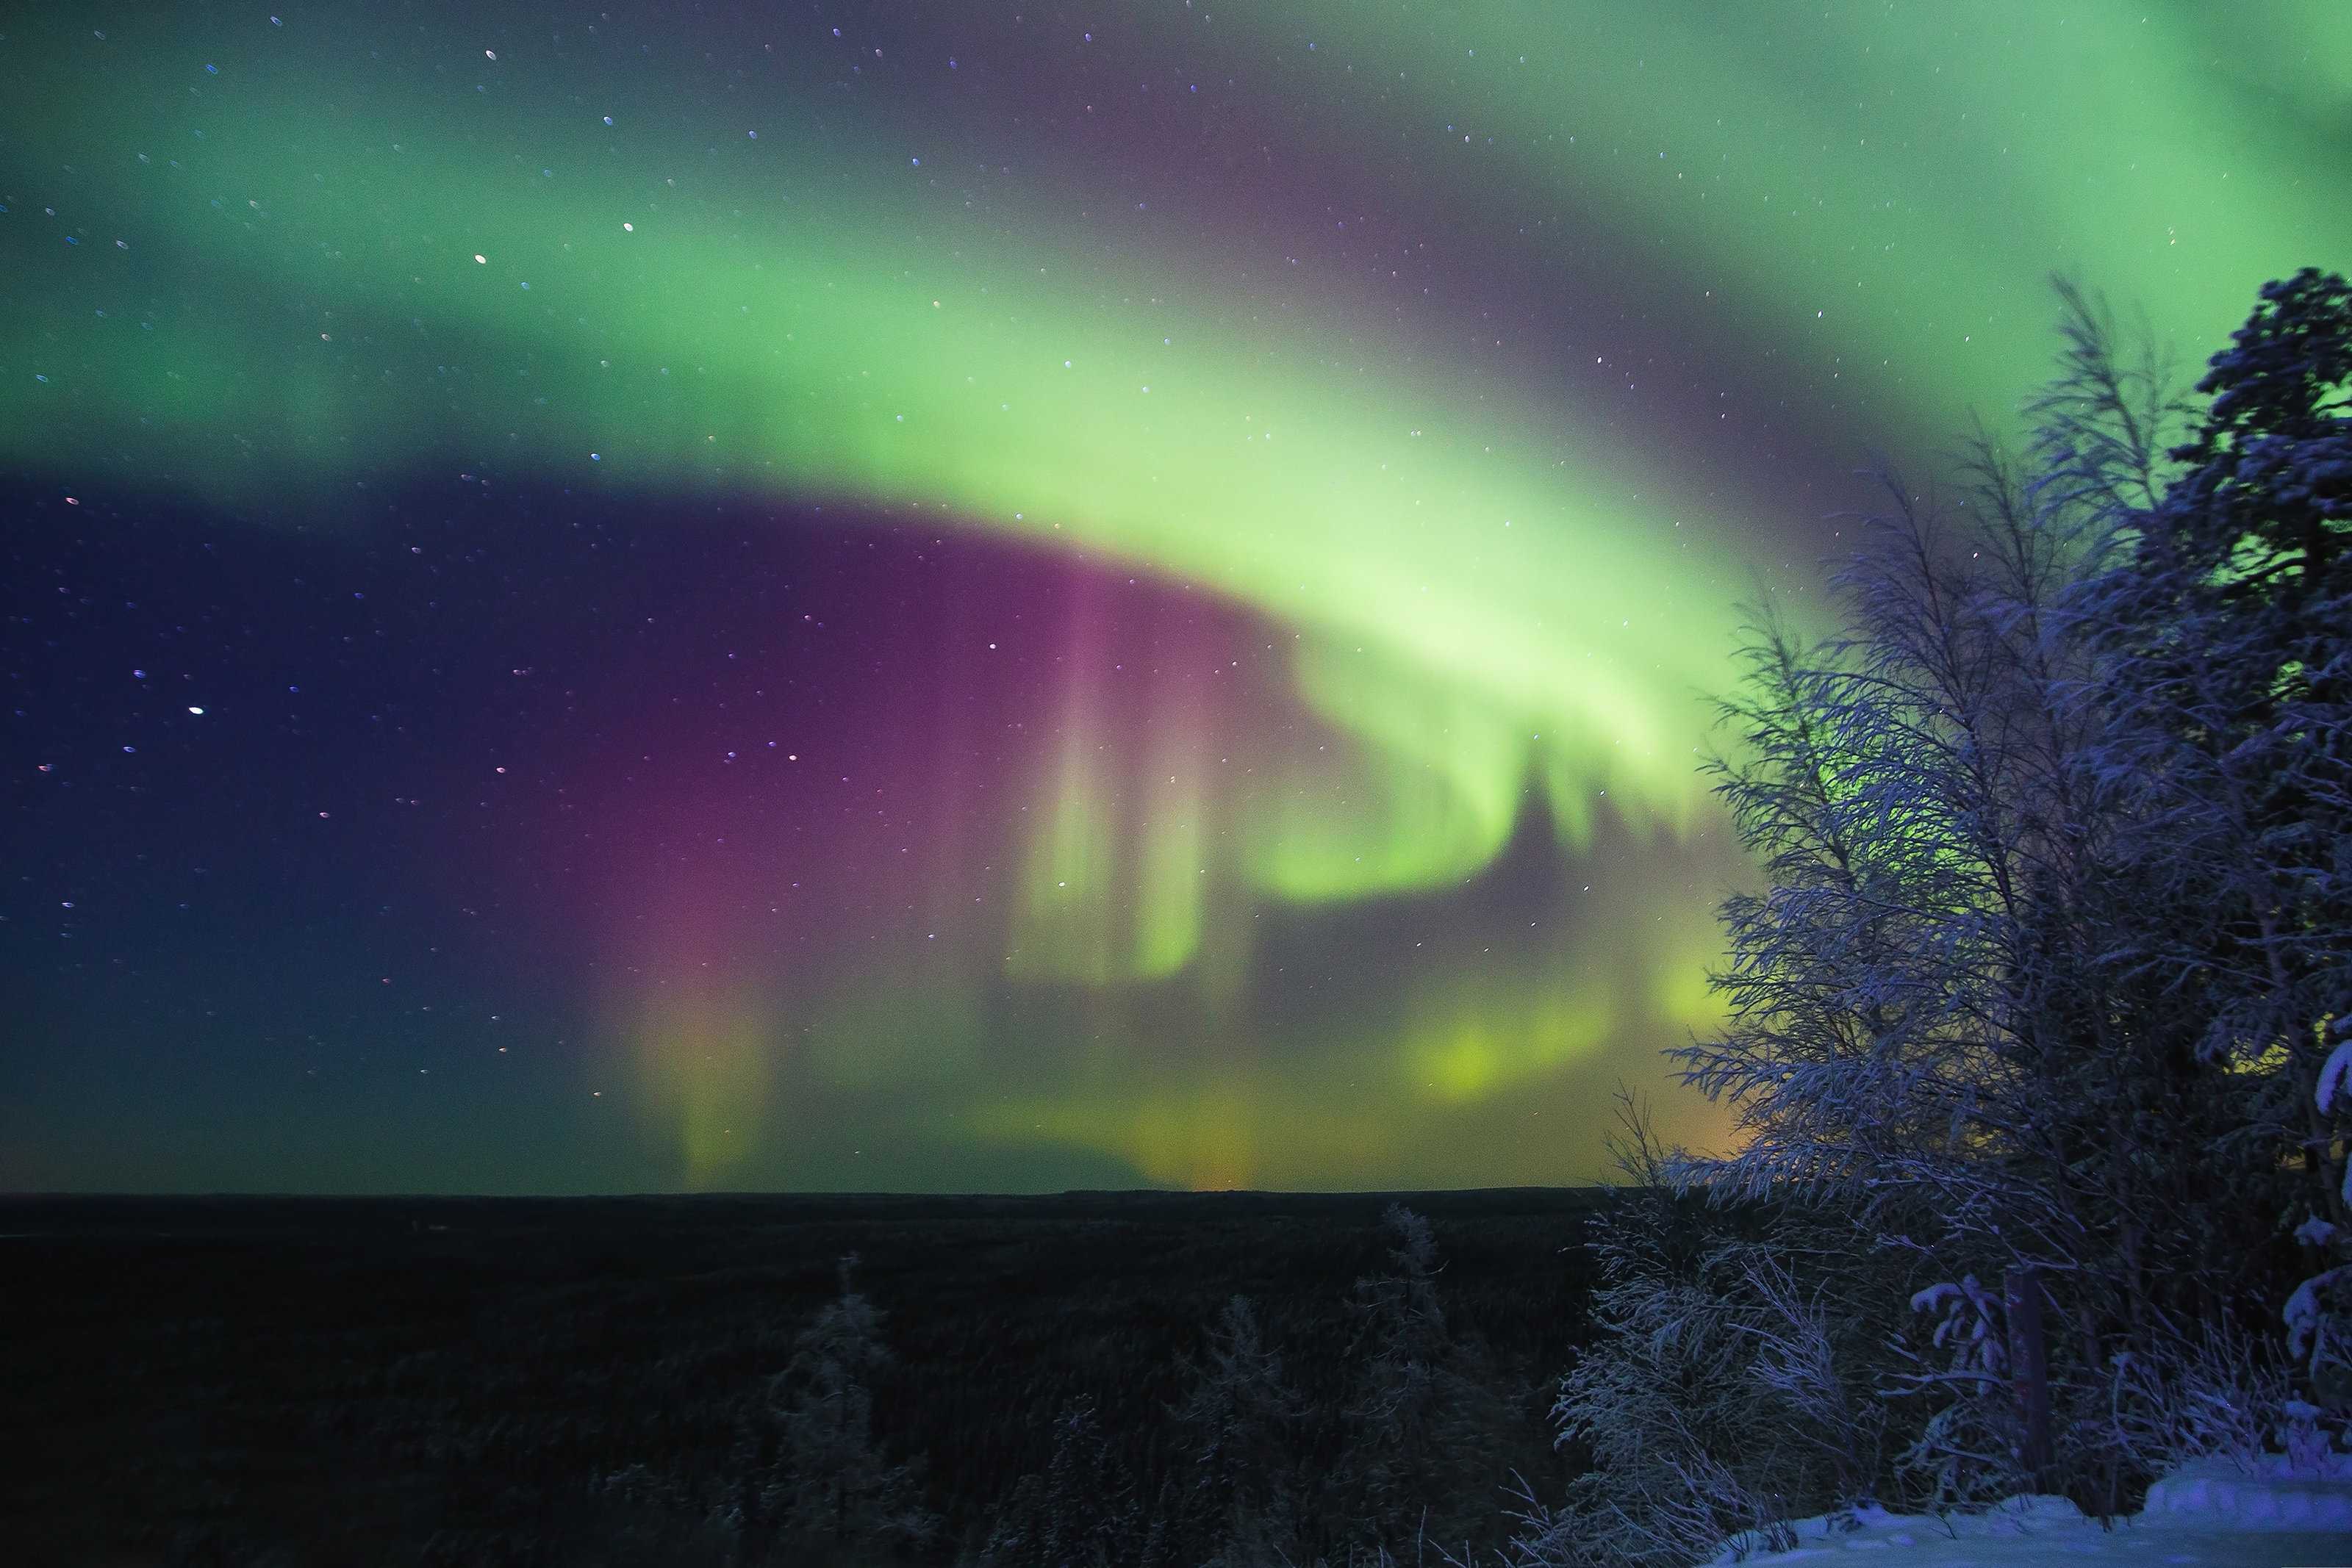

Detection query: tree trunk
(2005, 1266), (2054, 1489)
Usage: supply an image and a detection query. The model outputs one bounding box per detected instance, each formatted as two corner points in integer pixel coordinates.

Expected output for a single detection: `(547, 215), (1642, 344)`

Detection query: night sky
(5, 4), (2346, 1195)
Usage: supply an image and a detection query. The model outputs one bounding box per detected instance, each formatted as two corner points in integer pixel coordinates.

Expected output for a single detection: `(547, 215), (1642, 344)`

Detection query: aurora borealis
(4, 4), (2346, 1195)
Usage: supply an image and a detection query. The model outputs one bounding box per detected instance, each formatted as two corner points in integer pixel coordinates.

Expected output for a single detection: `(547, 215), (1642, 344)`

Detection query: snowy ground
(1702, 1456), (2352, 1568)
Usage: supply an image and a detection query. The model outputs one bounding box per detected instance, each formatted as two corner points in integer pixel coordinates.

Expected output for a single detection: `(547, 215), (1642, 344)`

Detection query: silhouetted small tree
(980, 1395), (1141, 1568)
(751, 1254), (934, 1558)
(1330, 1205), (1518, 1557)
(1170, 1295), (1308, 1567)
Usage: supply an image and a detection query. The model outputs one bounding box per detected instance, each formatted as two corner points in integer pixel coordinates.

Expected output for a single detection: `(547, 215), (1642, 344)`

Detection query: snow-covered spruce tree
(2064, 269), (2352, 1406)
(1169, 1294), (1310, 1568)
(1660, 483), (2145, 1514)
(1684, 287), (2342, 1514)
(1519, 276), (2352, 1556)
(746, 1253), (935, 1561)
(1529, 1093), (1907, 1567)
(1677, 425), (2160, 1277)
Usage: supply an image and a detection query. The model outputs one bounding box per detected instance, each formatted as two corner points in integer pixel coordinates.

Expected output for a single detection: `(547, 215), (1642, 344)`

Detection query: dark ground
(0, 1187), (1607, 1566)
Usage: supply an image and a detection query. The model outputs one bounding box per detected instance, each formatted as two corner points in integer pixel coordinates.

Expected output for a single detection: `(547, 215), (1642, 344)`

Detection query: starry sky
(4, 4), (2347, 1195)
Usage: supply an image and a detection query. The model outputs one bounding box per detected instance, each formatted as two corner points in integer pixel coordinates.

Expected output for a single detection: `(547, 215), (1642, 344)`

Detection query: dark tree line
(694, 1204), (1553, 1568)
